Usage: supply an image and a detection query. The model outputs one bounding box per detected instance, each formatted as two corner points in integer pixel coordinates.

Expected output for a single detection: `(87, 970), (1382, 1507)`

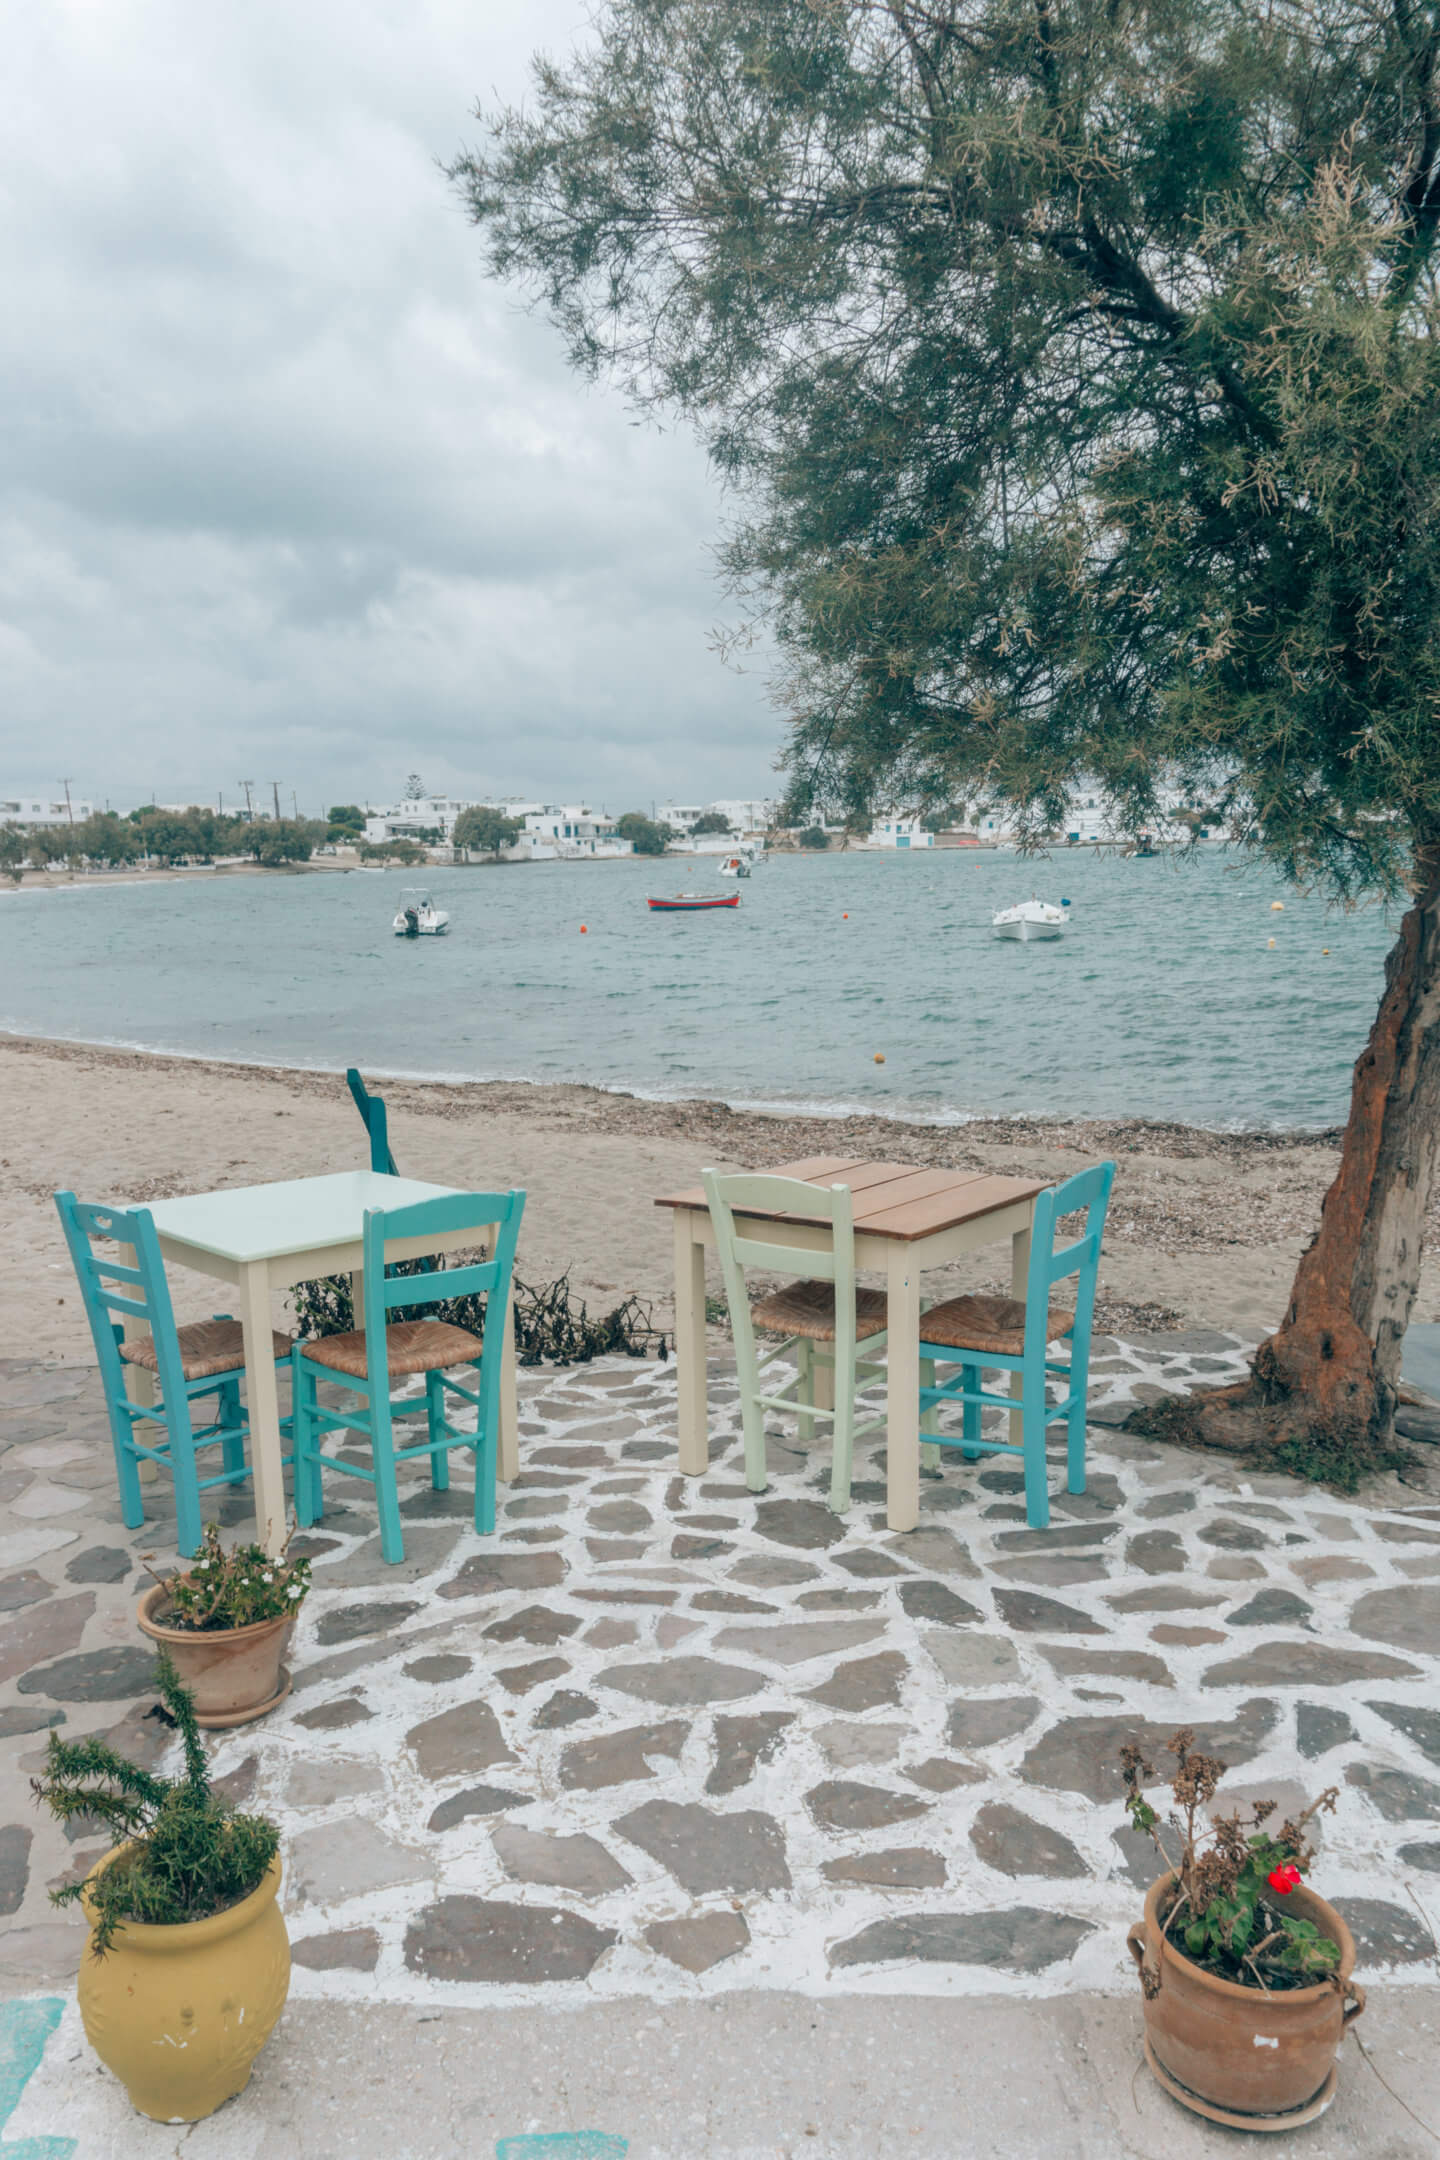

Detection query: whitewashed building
(868, 816), (934, 849)
(1, 792), (93, 827)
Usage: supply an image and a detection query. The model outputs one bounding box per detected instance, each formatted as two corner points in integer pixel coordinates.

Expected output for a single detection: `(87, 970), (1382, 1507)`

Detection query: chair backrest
(53, 1191), (189, 1410)
(702, 1171), (859, 1354)
(358, 1190), (526, 1355)
(347, 1068), (397, 1176)
(1024, 1161), (1115, 1361)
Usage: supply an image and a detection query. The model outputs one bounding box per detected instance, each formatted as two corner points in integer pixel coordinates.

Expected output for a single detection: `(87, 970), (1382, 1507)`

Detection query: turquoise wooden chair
(702, 1170), (889, 1511)
(290, 1188), (525, 1563)
(914, 1161), (1115, 1528)
(54, 1191), (294, 1558)
(346, 1067), (396, 1174)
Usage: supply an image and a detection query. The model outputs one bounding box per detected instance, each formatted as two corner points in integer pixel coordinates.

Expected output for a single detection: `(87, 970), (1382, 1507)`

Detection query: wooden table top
(655, 1156), (1047, 1243)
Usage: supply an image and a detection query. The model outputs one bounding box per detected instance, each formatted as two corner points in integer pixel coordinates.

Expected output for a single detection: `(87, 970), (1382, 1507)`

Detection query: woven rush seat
(120, 1318), (294, 1382)
(920, 1292), (1074, 1357)
(301, 1318), (484, 1380)
(749, 1277), (888, 1343)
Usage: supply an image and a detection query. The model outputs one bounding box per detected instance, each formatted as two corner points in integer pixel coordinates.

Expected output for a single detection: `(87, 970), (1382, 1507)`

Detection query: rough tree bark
(1134, 846), (1440, 1469)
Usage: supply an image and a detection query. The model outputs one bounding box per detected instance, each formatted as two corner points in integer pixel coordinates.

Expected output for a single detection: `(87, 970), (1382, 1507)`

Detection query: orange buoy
(874, 1052), (886, 1064)
(843, 912), (849, 919)
(580, 924), (587, 934)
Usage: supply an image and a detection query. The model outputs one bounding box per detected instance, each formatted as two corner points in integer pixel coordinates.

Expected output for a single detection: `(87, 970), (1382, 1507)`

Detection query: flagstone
(1224, 1588), (1313, 1629)
(484, 1606), (584, 1647)
(728, 1555), (820, 1588)
(1345, 1764), (1440, 1821)
(881, 1527), (981, 1577)
(714, 1621), (887, 1667)
(1398, 1842), (1440, 1872)
(17, 1645), (156, 1701)
(995, 1554), (1111, 1586)
(11, 1482), (91, 1519)
(439, 1551), (567, 1600)
(992, 1590), (1105, 1636)
(904, 1758), (986, 1792)
(427, 1783), (532, 1829)
(802, 1652), (908, 1711)
(920, 1632), (1023, 1689)
(405, 1897), (617, 1983)
(1366, 1701), (1440, 1764)
(752, 1499), (846, 1550)
(407, 1700), (516, 1781)
(291, 1928), (380, 1972)
(286, 1759), (387, 1808)
(1349, 1583), (1440, 1653)
(822, 1846), (946, 1889)
(596, 1656), (765, 1706)
(829, 1908), (1094, 1973)
(497, 1657), (571, 1695)
(294, 1695), (373, 1732)
(1136, 1491), (1197, 1519)
(993, 1523), (1120, 1553)
(1206, 1556), (1267, 1582)
(291, 1821), (430, 1906)
(309, 1528), (461, 1587)
(62, 1547), (132, 1585)
(645, 1910), (750, 1972)
(584, 1619), (639, 1648)
(1202, 1641), (1420, 1688)
(796, 1589), (883, 1611)
(533, 1690), (599, 1730)
(0, 1825), (32, 1916)
(404, 1653), (473, 1684)
(493, 1826), (633, 1895)
(706, 1712), (797, 1795)
(896, 1582), (984, 1628)
(970, 1803), (1089, 1880)
(314, 1599), (422, 1647)
(559, 1721), (689, 1791)
(946, 1697), (1041, 1748)
(805, 1781), (930, 1834)
(1105, 1585), (1227, 1613)
(587, 1502), (653, 1535)
(0, 1705), (65, 1739)
(615, 1800), (791, 1894)
(1334, 1897), (1436, 1965)
(1124, 1530), (1187, 1575)
(815, 1722), (908, 1771)
(1019, 1700), (1278, 1802)
(1295, 1703), (1356, 1758)
(1037, 1647), (1174, 1687)
(531, 1445), (612, 1466)
(671, 1534), (734, 1560)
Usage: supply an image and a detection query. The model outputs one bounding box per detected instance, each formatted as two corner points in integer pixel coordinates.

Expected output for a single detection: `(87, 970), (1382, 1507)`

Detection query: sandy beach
(6, 1031), (1428, 1363)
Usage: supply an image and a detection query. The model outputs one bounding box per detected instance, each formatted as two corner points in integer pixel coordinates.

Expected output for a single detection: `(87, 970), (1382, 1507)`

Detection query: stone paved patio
(3, 1336), (1440, 2009)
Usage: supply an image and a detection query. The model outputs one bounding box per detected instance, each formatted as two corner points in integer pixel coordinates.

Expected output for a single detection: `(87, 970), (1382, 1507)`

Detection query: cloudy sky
(2, 0), (781, 817)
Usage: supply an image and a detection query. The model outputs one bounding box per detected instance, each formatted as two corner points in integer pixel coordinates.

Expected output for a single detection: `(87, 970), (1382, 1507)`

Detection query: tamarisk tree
(455, 0), (1440, 1476)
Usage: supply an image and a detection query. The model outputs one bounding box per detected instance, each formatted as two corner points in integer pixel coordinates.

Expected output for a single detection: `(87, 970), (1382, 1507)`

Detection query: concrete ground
(6, 1989), (1440, 2158)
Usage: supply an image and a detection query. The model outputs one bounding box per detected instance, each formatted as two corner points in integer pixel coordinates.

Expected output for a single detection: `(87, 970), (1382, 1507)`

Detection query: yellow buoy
(874, 1052), (886, 1064)
(1322, 947), (1330, 956)
(1268, 937), (1276, 948)
(1271, 901), (1284, 912)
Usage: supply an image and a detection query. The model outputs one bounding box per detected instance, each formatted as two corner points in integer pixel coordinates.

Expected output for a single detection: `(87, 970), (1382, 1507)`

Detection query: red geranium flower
(1268, 1863), (1302, 1895)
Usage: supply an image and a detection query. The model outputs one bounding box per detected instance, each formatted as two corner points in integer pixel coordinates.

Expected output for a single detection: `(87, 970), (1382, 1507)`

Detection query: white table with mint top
(142, 1171), (519, 1556)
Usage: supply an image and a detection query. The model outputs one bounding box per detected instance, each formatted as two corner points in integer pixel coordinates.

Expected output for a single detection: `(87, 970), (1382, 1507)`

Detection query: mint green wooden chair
(702, 1170), (888, 1511)
(290, 1188), (524, 1564)
(914, 1161), (1115, 1528)
(54, 1190), (294, 1558)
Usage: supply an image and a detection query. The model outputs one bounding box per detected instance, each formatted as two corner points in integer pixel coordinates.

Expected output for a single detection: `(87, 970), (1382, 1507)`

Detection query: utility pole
(291, 790), (298, 820)
(240, 781), (254, 822)
(270, 781), (281, 822)
(60, 778), (74, 827)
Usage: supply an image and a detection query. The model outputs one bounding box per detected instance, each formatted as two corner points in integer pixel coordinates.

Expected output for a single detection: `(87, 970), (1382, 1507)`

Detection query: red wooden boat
(646, 892), (741, 912)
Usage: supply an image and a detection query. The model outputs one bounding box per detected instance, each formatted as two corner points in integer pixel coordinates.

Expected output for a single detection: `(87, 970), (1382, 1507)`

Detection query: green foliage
(1121, 1730), (1342, 1990)
(328, 804), (366, 834)
(149, 1523), (310, 1631)
(249, 818), (319, 866)
(32, 1655), (279, 1957)
(453, 806), (523, 856)
(459, 0), (1440, 898)
(292, 1263), (667, 1366)
(1272, 1426), (1415, 1494)
(359, 837), (426, 866)
(690, 810), (733, 835)
(0, 825), (26, 884)
(616, 811), (669, 856)
(797, 825), (829, 850)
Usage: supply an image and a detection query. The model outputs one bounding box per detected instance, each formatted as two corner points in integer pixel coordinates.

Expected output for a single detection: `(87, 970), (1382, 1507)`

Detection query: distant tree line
(0, 803), (329, 881)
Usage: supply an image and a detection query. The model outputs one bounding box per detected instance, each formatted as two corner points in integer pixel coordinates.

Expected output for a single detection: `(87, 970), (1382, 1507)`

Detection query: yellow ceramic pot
(78, 1848), (290, 2122)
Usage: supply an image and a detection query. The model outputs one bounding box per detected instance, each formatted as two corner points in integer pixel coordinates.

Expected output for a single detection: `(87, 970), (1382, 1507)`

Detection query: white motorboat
(718, 842), (760, 879)
(992, 897), (1071, 942)
(393, 888), (450, 937)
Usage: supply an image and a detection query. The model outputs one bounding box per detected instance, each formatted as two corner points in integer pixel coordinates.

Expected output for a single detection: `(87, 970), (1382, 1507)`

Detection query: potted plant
(33, 1653), (290, 2123)
(1122, 1729), (1365, 2128)
(137, 1523), (311, 1727)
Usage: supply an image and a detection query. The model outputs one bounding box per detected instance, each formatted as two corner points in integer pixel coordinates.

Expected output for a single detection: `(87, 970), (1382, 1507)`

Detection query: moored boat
(647, 893), (741, 912)
(393, 889), (450, 937)
(992, 898), (1070, 942)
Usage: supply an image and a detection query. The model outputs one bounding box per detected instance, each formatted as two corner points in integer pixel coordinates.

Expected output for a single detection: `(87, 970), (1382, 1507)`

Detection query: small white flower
(262, 1573), (274, 1584)
(287, 1584), (303, 1599)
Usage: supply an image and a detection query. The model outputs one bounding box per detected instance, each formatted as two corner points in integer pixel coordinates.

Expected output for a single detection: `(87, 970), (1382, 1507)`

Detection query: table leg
(349, 1267), (364, 1328)
(117, 1240), (159, 1485)
(1010, 1221), (1032, 1449)
(886, 1248), (922, 1533)
(237, 1259), (287, 1556)
(673, 1210), (709, 1476)
(497, 1279), (519, 1484)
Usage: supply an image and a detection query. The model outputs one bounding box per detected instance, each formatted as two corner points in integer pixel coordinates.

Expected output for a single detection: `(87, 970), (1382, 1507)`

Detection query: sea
(0, 848), (1401, 1132)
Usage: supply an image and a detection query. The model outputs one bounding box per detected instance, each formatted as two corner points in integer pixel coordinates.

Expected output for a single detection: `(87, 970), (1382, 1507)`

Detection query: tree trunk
(1135, 847), (1440, 1470)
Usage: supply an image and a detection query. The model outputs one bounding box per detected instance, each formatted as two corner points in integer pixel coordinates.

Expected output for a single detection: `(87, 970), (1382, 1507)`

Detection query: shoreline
(0, 1026), (1345, 1146)
(5, 1028), (1415, 1368)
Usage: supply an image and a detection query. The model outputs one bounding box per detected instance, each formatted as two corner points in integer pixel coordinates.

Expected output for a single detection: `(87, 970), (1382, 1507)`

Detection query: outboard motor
(403, 906), (419, 938)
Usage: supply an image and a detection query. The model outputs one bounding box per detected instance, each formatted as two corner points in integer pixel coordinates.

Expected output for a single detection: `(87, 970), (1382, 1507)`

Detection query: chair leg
(1021, 1387), (1051, 1530)
(292, 1357), (321, 1527)
(371, 1394), (406, 1565)
(472, 1364), (497, 1537)
(168, 1398), (203, 1559)
(961, 1362), (982, 1460)
(796, 1338), (815, 1445)
(107, 1399), (145, 1531)
(219, 1378), (246, 1483)
(829, 1355), (855, 1515)
(1066, 1393), (1087, 1496)
(426, 1371), (450, 1490)
(734, 1319), (768, 1496)
(920, 1356), (941, 1471)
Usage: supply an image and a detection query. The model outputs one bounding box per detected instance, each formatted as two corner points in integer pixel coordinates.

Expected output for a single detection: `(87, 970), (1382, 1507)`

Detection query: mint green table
(145, 1171), (520, 1555)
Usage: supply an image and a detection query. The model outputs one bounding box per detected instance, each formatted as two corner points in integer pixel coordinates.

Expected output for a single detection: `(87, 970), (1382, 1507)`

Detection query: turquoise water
(0, 849), (1398, 1130)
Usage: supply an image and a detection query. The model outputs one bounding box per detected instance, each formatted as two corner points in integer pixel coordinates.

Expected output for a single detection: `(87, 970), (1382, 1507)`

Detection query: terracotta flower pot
(136, 1586), (294, 1728)
(79, 1847), (290, 2123)
(1128, 1871), (1365, 2127)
